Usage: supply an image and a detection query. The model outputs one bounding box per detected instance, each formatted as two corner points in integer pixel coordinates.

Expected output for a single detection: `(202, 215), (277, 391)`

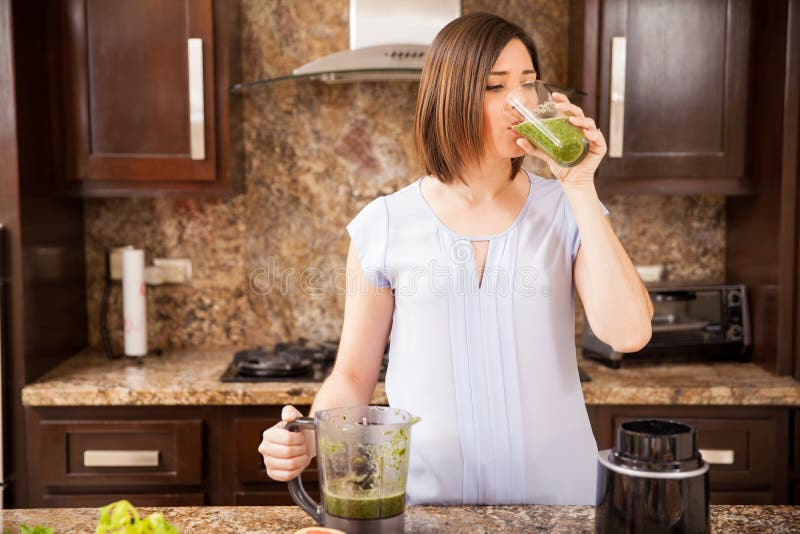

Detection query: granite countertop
(2, 505), (800, 533)
(21, 347), (800, 407)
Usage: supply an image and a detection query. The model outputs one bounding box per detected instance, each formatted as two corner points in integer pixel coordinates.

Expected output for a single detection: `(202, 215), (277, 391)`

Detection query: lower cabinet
(587, 405), (791, 504)
(25, 405), (320, 507)
(25, 406), (218, 508)
(26, 404), (794, 506)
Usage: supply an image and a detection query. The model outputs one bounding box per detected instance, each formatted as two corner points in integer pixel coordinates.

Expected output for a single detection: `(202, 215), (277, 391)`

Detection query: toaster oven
(581, 284), (751, 368)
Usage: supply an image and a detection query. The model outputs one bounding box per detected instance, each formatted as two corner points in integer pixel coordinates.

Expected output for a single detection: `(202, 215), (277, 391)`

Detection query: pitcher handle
(285, 417), (323, 525)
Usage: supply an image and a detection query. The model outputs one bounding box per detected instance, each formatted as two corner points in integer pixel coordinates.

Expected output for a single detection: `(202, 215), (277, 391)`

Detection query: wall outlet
(153, 258), (192, 284)
(635, 264), (666, 283)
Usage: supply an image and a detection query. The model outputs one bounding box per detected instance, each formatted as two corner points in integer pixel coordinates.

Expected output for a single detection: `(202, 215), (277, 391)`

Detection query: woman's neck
(455, 157), (517, 204)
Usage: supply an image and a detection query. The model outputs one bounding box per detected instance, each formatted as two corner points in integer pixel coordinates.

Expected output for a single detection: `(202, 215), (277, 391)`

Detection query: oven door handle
(651, 320), (710, 333)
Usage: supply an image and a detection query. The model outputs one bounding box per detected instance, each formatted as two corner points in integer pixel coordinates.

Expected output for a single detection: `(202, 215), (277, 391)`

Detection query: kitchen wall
(84, 0), (725, 352)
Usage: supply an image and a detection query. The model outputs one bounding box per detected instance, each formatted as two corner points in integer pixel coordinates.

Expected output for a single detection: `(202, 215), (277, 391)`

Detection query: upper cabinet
(569, 0), (752, 194)
(49, 0), (240, 196)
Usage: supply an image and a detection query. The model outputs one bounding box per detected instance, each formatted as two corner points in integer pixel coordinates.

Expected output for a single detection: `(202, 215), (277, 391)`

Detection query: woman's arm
(567, 185), (653, 352)
(515, 91), (652, 352)
(304, 241), (394, 457)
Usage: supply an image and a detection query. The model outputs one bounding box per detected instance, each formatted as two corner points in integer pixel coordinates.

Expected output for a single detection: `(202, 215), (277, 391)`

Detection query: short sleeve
(564, 196), (609, 263)
(346, 197), (391, 288)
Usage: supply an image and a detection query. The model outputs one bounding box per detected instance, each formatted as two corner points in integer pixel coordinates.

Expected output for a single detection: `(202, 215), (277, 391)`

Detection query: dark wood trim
(567, 0), (600, 119)
(1, 0), (89, 508)
(726, 0), (793, 374)
(0, 0), (25, 509)
(783, 0), (800, 380)
(596, 177), (753, 196)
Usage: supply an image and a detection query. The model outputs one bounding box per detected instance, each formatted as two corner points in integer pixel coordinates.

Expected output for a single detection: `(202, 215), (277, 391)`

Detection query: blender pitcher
(286, 406), (420, 534)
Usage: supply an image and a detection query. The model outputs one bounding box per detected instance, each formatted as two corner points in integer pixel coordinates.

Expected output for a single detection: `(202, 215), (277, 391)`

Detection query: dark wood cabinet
(27, 403), (795, 507)
(589, 405), (791, 504)
(569, 0), (753, 194)
(25, 406), (218, 508)
(48, 0), (240, 196)
(25, 405), (322, 508)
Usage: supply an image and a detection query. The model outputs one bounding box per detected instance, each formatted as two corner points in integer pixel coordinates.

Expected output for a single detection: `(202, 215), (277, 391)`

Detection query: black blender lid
(612, 419), (702, 472)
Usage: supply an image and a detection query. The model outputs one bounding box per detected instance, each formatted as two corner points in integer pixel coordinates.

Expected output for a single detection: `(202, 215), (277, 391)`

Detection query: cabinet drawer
(234, 418), (318, 484)
(610, 414), (777, 488)
(38, 419), (203, 486)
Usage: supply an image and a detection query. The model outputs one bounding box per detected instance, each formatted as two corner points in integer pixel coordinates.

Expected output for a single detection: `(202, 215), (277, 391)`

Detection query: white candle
(122, 248), (147, 357)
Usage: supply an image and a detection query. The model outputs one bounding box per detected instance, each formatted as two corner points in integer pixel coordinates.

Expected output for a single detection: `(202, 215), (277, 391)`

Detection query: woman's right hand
(258, 405), (312, 482)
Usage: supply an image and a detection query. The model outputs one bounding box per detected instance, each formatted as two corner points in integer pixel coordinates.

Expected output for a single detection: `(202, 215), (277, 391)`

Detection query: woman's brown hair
(414, 12), (541, 184)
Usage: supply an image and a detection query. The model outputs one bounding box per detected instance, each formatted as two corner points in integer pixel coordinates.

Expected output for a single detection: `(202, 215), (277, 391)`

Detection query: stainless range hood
(231, 0), (461, 91)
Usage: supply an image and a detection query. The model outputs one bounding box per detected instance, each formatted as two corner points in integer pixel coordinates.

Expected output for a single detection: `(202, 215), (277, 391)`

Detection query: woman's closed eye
(486, 84), (504, 92)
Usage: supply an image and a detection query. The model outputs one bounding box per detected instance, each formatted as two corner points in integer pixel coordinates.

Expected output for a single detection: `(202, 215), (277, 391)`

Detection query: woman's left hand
(516, 92), (606, 189)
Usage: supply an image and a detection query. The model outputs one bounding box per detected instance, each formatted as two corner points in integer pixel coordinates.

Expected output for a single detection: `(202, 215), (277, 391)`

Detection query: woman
(258, 12), (652, 505)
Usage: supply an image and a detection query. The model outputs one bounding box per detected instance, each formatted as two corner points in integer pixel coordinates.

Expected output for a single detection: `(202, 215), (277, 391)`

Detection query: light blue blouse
(346, 171), (608, 505)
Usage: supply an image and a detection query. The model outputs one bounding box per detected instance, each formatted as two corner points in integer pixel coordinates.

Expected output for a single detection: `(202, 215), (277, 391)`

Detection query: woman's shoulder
(375, 178), (427, 217)
(524, 169), (562, 197)
(349, 178), (423, 225)
(387, 178), (422, 202)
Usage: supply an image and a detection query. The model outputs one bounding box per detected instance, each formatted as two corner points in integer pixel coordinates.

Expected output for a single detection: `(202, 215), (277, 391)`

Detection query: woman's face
(481, 38), (537, 162)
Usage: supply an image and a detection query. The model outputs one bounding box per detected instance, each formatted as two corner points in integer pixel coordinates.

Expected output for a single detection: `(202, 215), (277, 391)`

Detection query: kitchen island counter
(2, 505), (799, 533)
(20, 347), (800, 406)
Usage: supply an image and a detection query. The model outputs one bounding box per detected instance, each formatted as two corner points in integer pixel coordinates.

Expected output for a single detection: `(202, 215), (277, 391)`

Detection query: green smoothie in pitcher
(323, 482), (405, 519)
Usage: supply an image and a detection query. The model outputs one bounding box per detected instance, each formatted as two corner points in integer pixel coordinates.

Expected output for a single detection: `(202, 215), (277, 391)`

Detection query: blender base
(323, 512), (405, 533)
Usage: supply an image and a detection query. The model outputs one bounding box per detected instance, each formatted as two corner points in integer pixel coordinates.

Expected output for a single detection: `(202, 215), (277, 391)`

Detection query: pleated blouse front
(346, 171), (606, 505)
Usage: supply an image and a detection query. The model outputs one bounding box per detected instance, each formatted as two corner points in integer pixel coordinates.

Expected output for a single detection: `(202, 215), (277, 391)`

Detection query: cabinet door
(572, 0), (751, 193)
(50, 0), (234, 194)
(218, 407), (320, 505)
(233, 417), (320, 485)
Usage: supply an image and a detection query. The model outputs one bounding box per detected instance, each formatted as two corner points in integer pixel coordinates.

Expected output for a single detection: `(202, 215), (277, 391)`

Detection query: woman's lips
(508, 119), (524, 130)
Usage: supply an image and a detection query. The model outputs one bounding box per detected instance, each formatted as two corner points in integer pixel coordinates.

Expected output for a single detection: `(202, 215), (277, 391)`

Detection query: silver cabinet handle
(83, 450), (160, 468)
(699, 448), (735, 465)
(608, 36), (627, 158)
(187, 38), (205, 160)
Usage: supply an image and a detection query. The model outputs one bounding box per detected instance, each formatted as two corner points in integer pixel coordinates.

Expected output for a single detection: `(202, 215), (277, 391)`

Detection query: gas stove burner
(235, 348), (313, 378)
(273, 338), (338, 362)
(220, 338), (388, 382)
(314, 339), (339, 362)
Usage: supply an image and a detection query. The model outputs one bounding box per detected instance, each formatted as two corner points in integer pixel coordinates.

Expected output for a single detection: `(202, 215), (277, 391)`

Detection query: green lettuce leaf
(96, 500), (178, 534)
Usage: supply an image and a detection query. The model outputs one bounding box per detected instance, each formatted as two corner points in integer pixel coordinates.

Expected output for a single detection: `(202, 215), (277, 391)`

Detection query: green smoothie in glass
(507, 82), (589, 167)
